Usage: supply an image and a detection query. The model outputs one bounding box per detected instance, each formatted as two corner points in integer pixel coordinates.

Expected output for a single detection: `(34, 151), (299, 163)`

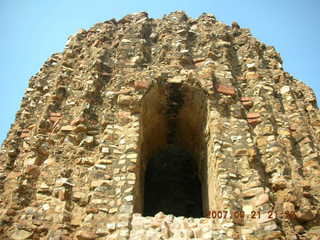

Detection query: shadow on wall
(144, 145), (203, 217)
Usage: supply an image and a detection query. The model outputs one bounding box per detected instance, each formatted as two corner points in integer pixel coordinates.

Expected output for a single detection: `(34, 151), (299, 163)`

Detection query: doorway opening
(134, 83), (208, 218)
(144, 145), (203, 217)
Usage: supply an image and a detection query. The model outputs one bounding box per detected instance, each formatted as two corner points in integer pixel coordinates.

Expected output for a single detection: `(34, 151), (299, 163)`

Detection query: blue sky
(1, 0), (319, 144)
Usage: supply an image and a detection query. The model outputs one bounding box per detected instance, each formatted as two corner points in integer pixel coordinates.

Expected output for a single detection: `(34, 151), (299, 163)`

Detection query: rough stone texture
(0, 11), (320, 240)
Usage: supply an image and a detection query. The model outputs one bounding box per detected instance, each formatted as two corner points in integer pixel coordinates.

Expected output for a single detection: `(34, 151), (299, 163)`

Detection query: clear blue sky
(1, 0), (319, 144)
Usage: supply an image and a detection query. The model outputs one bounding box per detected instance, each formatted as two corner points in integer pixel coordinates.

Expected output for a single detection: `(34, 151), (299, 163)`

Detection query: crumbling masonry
(0, 11), (320, 240)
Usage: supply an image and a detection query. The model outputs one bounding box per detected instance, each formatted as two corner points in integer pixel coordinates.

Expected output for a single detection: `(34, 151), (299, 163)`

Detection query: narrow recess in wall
(133, 83), (208, 218)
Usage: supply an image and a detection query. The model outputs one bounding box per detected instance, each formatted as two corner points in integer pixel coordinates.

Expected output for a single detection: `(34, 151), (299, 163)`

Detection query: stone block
(248, 118), (262, 124)
(134, 80), (151, 90)
(215, 84), (236, 95)
(245, 72), (260, 80)
(61, 125), (76, 132)
(247, 112), (260, 119)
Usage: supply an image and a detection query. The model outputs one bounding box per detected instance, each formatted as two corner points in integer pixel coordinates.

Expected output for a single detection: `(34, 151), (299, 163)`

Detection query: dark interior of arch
(143, 145), (203, 218)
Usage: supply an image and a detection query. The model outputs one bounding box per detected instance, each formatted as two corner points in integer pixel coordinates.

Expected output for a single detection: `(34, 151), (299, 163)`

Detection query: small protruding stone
(294, 225), (305, 233)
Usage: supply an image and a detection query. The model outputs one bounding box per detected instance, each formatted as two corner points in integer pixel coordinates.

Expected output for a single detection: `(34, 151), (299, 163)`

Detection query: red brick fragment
(247, 112), (260, 119)
(242, 101), (253, 108)
(303, 192), (312, 198)
(240, 97), (253, 102)
(215, 84), (236, 95)
(86, 208), (99, 214)
(248, 118), (262, 124)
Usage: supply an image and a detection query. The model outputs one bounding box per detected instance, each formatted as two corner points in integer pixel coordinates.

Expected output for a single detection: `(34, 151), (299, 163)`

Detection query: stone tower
(0, 11), (319, 240)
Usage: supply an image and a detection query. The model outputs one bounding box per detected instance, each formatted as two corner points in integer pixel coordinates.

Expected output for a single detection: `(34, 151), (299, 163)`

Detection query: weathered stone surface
(283, 201), (295, 212)
(11, 229), (33, 240)
(296, 210), (316, 222)
(245, 72), (260, 80)
(263, 231), (282, 240)
(0, 10), (319, 240)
